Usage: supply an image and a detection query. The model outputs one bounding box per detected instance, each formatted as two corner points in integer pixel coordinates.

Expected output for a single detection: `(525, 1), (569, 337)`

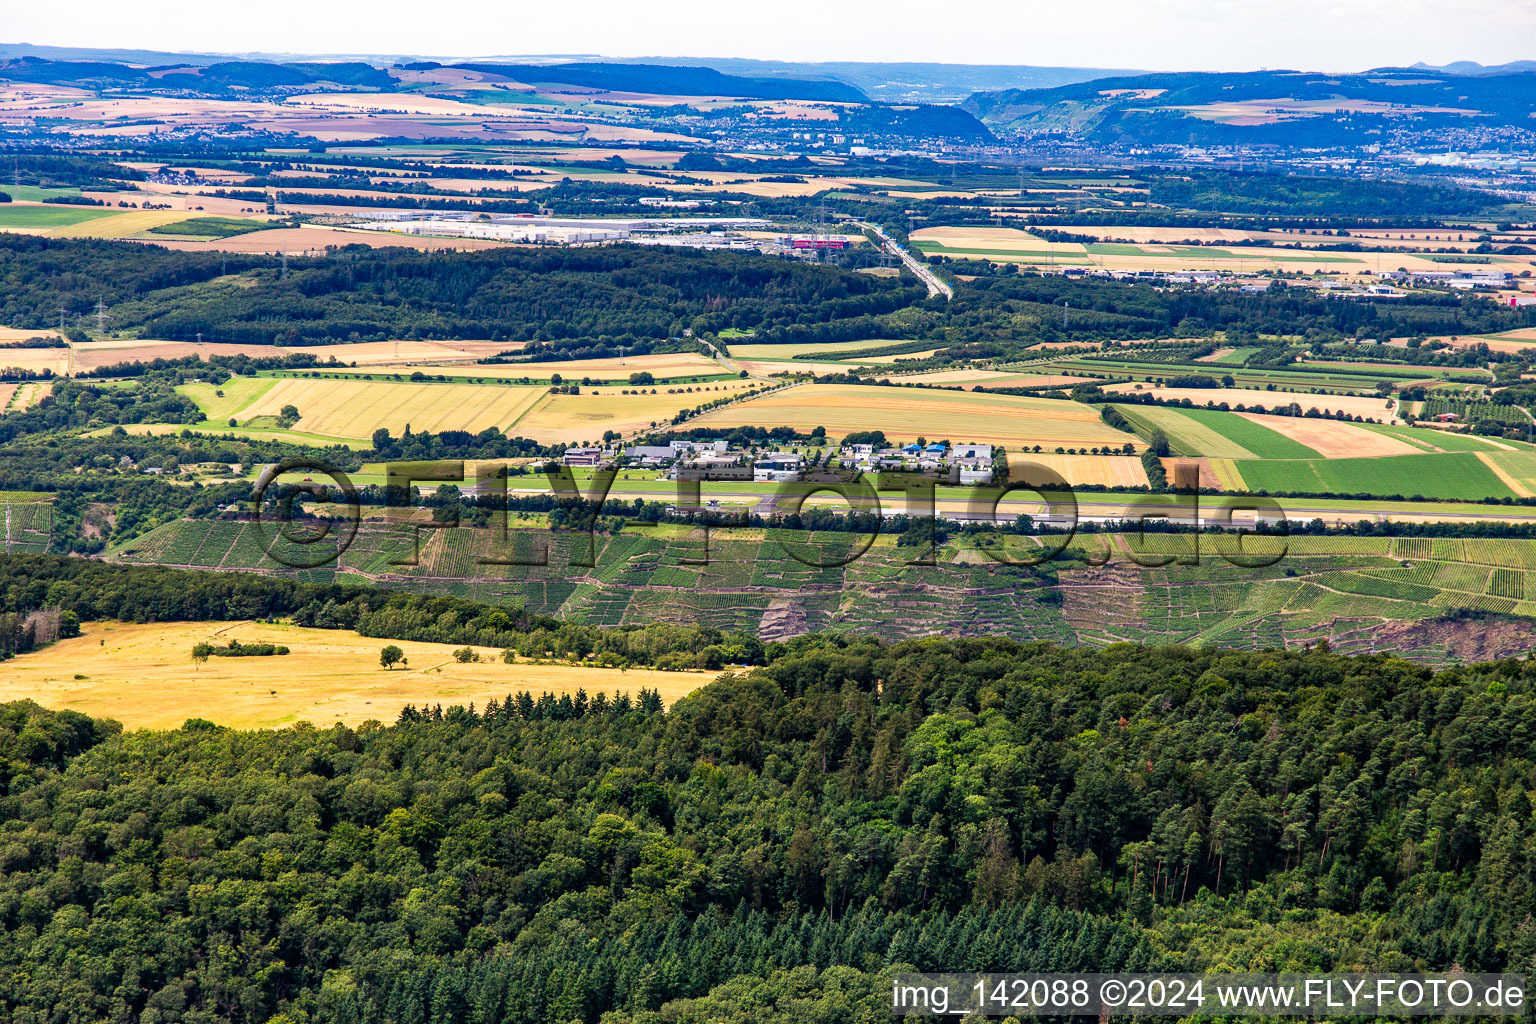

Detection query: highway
(859, 222), (953, 300)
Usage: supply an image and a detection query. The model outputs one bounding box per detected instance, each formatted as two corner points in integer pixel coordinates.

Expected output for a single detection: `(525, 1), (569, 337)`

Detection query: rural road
(859, 222), (953, 300)
(699, 338), (762, 379)
(509, 483), (1534, 528)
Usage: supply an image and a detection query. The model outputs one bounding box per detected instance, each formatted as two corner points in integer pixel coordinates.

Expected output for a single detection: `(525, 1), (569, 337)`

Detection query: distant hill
(444, 61), (866, 103)
(1405, 59), (1536, 76)
(0, 43), (1133, 104)
(559, 57), (1139, 103)
(0, 55), (394, 91)
(964, 67), (1536, 147)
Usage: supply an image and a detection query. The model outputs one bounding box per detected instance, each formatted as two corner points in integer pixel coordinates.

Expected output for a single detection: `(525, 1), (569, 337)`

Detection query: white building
(753, 453), (804, 483)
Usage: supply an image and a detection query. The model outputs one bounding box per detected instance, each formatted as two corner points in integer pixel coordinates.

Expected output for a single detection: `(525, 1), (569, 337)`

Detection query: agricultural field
(0, 620), (715, 730)
(911, 224), (1536, 277)
(1439, 329), (1536, 354)
(181, 376), (282, 422)
(0, 204), (120, 231)
(145, 215), (269, 239)
(1008, 453), (1150, 488)
(280, 338), (523, 365)
(685, 383), (1141, 449)
(515, 379), (767, 443)
(94, 422), (375, 448)
(1232, 451), (1518, 500)
(1103, 383), (1402, 421)
(0, 498), (53, 552)
(724, 338), (929, 359)
(1115, 404), (1320, 459)
(0, 345), (70, 375)
(1358, 422), (1529, 454)
(207, 376), (550, 439)
(396, 352), (729, 381)
(1038, 355), (1439, 391)
(50, 209), (214, 239)
(1230, 413), (1420, 459)
(1415, 398), (1531, 425)
(882, 369), (1097, 388)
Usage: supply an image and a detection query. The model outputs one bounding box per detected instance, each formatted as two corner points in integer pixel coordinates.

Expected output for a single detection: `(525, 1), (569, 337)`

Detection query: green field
(1483, 451), (1536, 493)
(146, 216), (265, 239)
(0, 205), (118, 229)
(1360, 422), (1526, 453)
(1206, 346), (1262, 365)
(2, 186), (83, 202)
(1038, 356), (1449, 392)
(1234, 451), (1515, 500)
(180, 376), (281, 421)
(1165, 406), (1320, 458)
(1116, 404), (1318, 458)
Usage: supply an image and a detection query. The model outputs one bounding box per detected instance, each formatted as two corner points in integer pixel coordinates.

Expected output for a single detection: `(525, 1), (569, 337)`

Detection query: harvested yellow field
(482, 352), (724, 379)
(1477, 453), (1536, 499)
(0, 346), (69, 374)
(891, 369), (1097, 388)
(727, 338), (921, 359)
(513, 381), (763, 443)
(1008, 453), (1149, 488)
(235, 377), (548, 438)
(665, 178), (850, 198)
(0, 327), (61, 342)
(736, 358), (898, 376)
(292, 339), (523, 365)
(1054, 225), (1503, 251)
(1, 621), (716, 730)
(1207, 457), (1247, 491)
(1103, 383), (1402, 421)
(423, 177), (558, 193)
(49, 209), (199, 238)
(286, 93), (498, 115)
(683, 383), (1139, 449)
(913, 225), (1054, 249)
(1235, 412), (1420, 459)
(1054, 225), (1277, 243)
(1440, 329), (1536, 354)
(145, 225), (509, 254)
(909, 225), (1514, 275)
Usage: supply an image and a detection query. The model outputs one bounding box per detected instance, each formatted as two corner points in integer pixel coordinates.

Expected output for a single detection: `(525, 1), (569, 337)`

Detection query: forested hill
(2, 639), (1534, 1022)
(963, 67), (1536, 146)
(0, 236), (924, 353)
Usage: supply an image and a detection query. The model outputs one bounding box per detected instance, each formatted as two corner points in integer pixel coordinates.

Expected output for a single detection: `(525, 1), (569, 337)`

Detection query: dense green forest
(0, 638), (1533, 1022)
(7, 237), (1529, 364)
(0, 237), (920, 354)
(730, 274), (1534, 352)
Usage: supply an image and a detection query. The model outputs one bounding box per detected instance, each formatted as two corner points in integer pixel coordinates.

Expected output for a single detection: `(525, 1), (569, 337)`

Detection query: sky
(3, 0), (1534, 72)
